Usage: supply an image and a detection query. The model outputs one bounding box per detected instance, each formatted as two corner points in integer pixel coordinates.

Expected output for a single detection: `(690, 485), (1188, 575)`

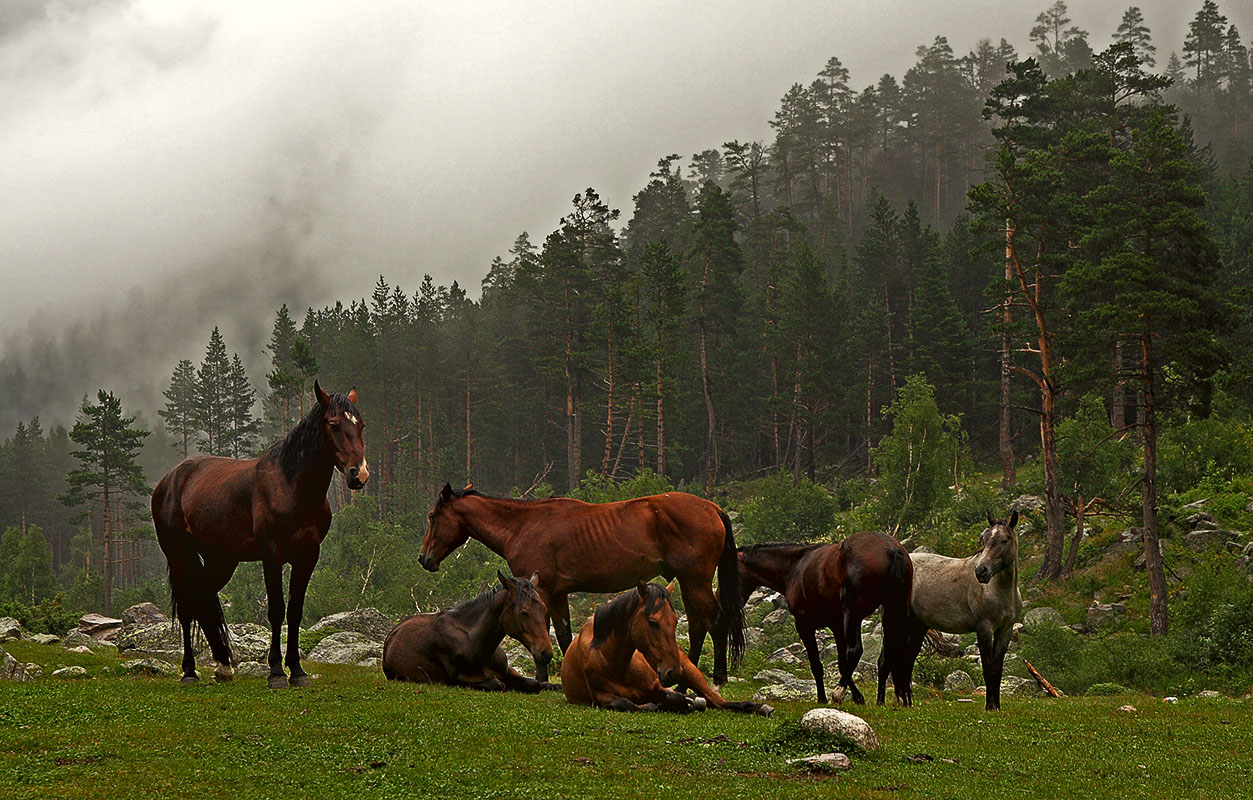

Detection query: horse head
(497, 570), (552, 669)
(629, 580), (683, 688)
(418, 482), (474, 571)
(974, 509), (1019, 584)
(314, 381), (369, 490)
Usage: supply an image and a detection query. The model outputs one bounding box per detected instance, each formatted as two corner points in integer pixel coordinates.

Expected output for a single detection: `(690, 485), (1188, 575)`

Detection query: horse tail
(886, 543), (913, 615)
(159, 479), (231, 665)
(717, 509), (746, 667)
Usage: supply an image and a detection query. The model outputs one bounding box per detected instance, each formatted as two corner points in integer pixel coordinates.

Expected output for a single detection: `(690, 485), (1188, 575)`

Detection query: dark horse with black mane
(151, 381), (368, 687)
(418, 485), (745, 684)
(715, 531), (915, 705)
(382, 571), (556, 692)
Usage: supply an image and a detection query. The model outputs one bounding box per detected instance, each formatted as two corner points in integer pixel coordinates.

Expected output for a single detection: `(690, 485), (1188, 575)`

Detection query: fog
(0, 0), (1245, 431)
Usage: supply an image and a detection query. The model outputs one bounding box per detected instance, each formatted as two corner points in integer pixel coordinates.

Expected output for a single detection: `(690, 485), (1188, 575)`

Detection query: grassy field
(1, 641), (1249, 800)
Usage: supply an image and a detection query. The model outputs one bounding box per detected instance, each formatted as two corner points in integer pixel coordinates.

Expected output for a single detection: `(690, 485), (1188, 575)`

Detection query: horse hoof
(757, 704), (774, 717)
(268, 675), (289, 689)
(692, 697), (707, 711)
(179, 675), (199, 685)
(290, 674), (313, 688)
(214, 665), (235, 683)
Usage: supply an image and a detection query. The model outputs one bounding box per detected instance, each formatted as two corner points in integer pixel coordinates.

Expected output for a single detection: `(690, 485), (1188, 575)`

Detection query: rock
(787, 753), (851, 772)
(1086, 602), (1126, 630)
(1196, 690), (1222, 700)
(1163, 696), (1179, 704)
(306, 631), (382, 665)
(228, 624), (272, 663)
(1011, 623), (1024, 642)
(1010, 495), (1045, 513)
(912, 545), (933, 554)
(306, 608), (394, 642)
(743, 627), (765, 648)
(1118, 528), (1144, 544)
(77, 613), (122, 641)
(1, 647), (33, 682)
(999, 676), (1041, 697)
(762, 608), (791, 626)
(61, 629), (115, 651)
(234, 661), (270, 678)
(1133, 553), (1147, 571)
(26, 633), (59, 646)
(753, 668), (797, 684)
(67, 645), (93, 654)
(122, 602), (169, 626)
(1245, 500), (1253, 514)
(1118, 704), (1137, 713)
(854, 659), (878, 683)
(860, 634), (883, 663)
(964, 643), (980, 657)
(120, 658), (181, 678)
(52, 666), (89, 679)
(1186, 512), (1218, 530)
(800, 708), (880, 751)
(945, 670), (975, 693)
(1184, 529), (1238, 551)
(767, 647), (802, 665)
(24, 663), (43, 679)
(115, 622), (187, 661)
(765, 591), (786, 609)
(357, 656), (382, 668)
(1181, 498), (1209, 509)
(753, 682), (818, 703)
(1022, 607), (1065, 631)
(0, 617), (23, 641)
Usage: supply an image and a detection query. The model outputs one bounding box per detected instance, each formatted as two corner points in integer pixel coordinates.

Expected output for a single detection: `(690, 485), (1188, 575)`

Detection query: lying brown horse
(382, 571), (555, 692)
(562, 581), (769, 715)
(151, 381), (368, 687)
(418, 486), (744, 683)
(717, 531), (914, 705)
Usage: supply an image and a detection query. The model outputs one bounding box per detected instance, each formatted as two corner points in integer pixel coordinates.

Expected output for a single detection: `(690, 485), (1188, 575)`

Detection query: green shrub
(1158, 417), (1253, 495)
(736, 474), (837, 544)
(1085, 682), (1131, 696)
(571, 469), (674, 504)
(0, 594), (82, 635)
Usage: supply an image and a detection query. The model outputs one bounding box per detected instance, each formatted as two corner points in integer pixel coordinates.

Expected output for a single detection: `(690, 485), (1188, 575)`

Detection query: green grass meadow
(1, 642), (1249, 800)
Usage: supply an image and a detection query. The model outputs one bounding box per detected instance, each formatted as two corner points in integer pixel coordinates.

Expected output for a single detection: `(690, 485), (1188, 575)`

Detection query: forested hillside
(2, 3), (1251, 663)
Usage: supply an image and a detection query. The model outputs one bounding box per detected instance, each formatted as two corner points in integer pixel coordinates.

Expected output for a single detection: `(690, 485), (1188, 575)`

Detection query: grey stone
(800, 708), (879, 751)
(1184, 529), (1238, 551)
(26, 633), (59, 645)
(0, 617), (23, 641)
(753, 682), (818, 703)
(357, 656), (382, 668)
(306, 608), (394, 642)
(115, 622), (188, 660)
(67, 645), (93, 654)
(767, 647), (802, 665)
(762, 608), (790, 626)
(859, 634), (883, 663)
(1163, 695), (1179, 704)
(1118, 704), (1137, 713)
(1245, 500), (1253, 514)
(61, 629), (115, 651)
(1118, 528), (1144, 544)
(228, 625), (272, 663)
(234, 661), (270, 678)
(1010, 495), (1045, 513)
(1022, 607), (1065, 631)
(77, 613), (122, 641)
(787, 752), (851, 772)
(1196, 689), (1222, 700)
(1181, 499), (1209, 509)
(122, 602), (169, 626)
(120, 658), (181, 678)
(999, 676), (1042, 697)
(1086, 602), (1126, 630)
(23, 663), (42, 679)
(912, 545), (934, 554)
(306, 631), (382, 664)
(1, 647), (32, 682)
(753, 668), (797, 684)
(945, 670), (975, 693)
(743, 627), (765, 648)
(52, 665), (89, 679)
(1186, 512), (1218, 530)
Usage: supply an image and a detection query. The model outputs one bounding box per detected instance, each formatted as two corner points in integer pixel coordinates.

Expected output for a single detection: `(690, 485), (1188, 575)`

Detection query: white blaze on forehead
(345, 413), (359, 425)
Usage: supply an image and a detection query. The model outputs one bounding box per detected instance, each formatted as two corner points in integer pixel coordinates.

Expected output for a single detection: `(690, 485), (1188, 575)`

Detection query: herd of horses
(152, 383), (1023, 713)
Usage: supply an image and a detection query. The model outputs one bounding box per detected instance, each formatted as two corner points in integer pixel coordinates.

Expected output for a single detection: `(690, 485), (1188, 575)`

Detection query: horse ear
(463, 481), (474, 492)
(497, 570), (513, 591)
(314, 380), (330, 408)
(637, 580), (650, 600)
(985, 509), (995, 528)
(528, 571), (539, 586)
(440, 483), (453, 500)
(1008, 509), (1019, 530)
(347, 385), (358, 405)
(665, 579), (677, 596)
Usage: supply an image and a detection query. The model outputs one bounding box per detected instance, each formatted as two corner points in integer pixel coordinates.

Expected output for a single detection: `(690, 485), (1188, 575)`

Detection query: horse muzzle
(346, 463), (369, 490)
(533, 647), (553, 667)
(658, 667), (681, 687)
(418, 553), (438, 572)
(974, 564), (992, 584)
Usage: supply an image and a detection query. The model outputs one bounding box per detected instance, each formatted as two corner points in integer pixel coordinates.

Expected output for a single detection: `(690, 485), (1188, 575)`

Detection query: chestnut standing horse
(561, 581), (768, 715)
(151, 382), (368, 687)
(717, 531), (915, 705)
(418, 486), (745, 684)
(383, 571), (555, 692)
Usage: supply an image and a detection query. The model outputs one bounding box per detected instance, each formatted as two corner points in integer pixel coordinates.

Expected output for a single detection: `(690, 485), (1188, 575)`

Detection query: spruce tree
(195, 327), (232, 456)
(159, 359), (198, 458)
(227, 354), (258, 458)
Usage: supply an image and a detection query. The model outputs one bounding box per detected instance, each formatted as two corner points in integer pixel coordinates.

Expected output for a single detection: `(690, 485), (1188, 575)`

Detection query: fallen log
(1023, 659), (1063, 697)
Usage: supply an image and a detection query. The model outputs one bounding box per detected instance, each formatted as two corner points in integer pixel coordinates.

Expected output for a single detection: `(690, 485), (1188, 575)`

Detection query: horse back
(154, 456), (260, 554)
(908, 552), (989, 633)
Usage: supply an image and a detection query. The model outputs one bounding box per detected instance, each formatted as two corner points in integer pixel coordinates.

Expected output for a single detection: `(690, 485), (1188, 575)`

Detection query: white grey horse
(878, 510), (1022, 710)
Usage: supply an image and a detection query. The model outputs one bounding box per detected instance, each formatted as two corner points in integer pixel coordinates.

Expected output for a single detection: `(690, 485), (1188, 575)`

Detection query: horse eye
(329, 421), (341, 429)
(520, 611), (529, 618)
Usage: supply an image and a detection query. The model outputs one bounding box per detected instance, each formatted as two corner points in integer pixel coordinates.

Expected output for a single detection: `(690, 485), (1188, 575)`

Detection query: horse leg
(795, 621), (826, 703)
(536, 592), (571, 684)
(881, 594), (914, 708)
(839, 610), (866, 705)
(678, 580), (718, 679)
(829, 626), (847, 703)
(177, 605), (198, 683)
(880, 615), (927, 705)
(263, 558), (288, 689)
(488, 648), (548, 693)
(201, 559), (238, 682)
(977, 625), (1001, 711)
(285, 557), (316, 687)
(709, 616), (728, 686)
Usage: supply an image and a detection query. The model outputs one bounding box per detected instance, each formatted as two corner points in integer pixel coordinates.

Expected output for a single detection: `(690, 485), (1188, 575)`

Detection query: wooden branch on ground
(1024, 659), (1062, 697)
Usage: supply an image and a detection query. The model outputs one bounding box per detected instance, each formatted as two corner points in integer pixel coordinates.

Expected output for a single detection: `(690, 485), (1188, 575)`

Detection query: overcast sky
(0, 0), (1248, 427)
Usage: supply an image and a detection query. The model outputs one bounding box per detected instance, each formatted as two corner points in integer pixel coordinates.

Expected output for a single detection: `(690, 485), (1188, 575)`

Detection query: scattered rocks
(1086, 601), (1126, 630)
(52, 666), (89, 679)
(743, 627), (765, 648)
(306, 609), (394, 642)
(77, 613), (122, 642)
(1021, 607), (1065, 631)
(1181, 498), (1209, 510)
(753, 668), (797, 684)
(120, 658), (181, 678)
(1, 647), (32, 682)
(1163, 696), (1179, 704)
(122, 602), (169, 627)
(1186, 512), (1218, 530)
(762, 608), (791, 626)
(0, 617), (23, 641)
(767, 647), (802, 665)
(23, 663), (42, 679)
(26, 633), (59, 646)
(115, 622), (186, 661)
(800, 708), (879, 751)
(306, 631), (382, 665)
(1184, 529), (1239, 551)
(1196, 690), (1222, 700)
(944, 670), (974, 694)
(1010, 495), (1045, 514)
(61, 630), (115, 651)
(1118, 704), (1137, 713)
(67, 645), (93, 654)
(234, 661), (271, 678)
(753, 682), (818, 703)
(787, 752), (851, 772)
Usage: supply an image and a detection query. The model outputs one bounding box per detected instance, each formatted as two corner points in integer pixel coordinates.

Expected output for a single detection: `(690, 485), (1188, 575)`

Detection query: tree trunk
(1111, 340), (1125, 430)
(1141, 330), (1168, 635)
(999, 218), (1016, 491)
(465, 357), (472, 479)
(656, 335), (666, 478)
(698, 259), (718, 493)
(102, 482), (112, 617)
(1063, 494), (1084, 577)
(602, 332), (615, 475)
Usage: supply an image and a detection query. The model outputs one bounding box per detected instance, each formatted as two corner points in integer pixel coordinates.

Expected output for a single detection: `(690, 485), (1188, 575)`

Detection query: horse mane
(447, 576), (541, 619)
(738, 542), (825, 559)
(591, 583), (670, 648)
(433, 486), (561, 516)
(267, 391), (361, 483)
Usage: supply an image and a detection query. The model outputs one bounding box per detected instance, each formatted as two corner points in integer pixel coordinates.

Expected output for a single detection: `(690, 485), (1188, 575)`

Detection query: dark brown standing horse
(151, 381), (368, 688)
(417, 486), (745, 684)
(382, 571), (555, 692)
(716, 531), (914, 705)
(561, 581), (769, 715)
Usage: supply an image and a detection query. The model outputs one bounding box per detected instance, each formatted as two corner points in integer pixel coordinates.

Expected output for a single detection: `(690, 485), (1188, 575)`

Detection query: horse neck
(458, 496), (524, 556)
(288, 452), (335, 506)
(449, 591), (508, 656)
(741, 546), (810, 594)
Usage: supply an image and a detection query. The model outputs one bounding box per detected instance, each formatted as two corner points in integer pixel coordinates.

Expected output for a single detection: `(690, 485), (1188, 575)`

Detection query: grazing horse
(877, 510), (1022, 711)
(417, 486), (745, 684)
(151, 381), (368, 688)
(717, 531), (914, 706)
(382, 571), (555, 692)
(561, 581), (769, 715)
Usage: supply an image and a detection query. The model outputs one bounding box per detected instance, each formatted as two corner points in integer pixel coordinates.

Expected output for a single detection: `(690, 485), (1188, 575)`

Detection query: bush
(0, 594), (82, 635)
(1020, 625), (1185, 695)
(1085, 682), (1131, 696)
(735, 474), (838, 544)
(570, 469), (675, 504)
(1158, 417), (1253, 495)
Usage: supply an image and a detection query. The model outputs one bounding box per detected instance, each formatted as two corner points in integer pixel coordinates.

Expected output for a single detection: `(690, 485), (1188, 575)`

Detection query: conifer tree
(195, 327), (232, 456)
(159, 359), (198, 458)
